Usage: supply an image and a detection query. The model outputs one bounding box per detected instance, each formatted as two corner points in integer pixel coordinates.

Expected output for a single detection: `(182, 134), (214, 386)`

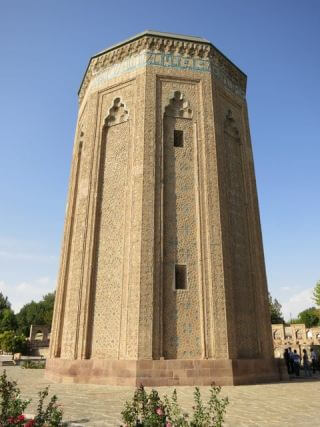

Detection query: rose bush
(121, 383), (229, 426)
(0, 370), (64, 426)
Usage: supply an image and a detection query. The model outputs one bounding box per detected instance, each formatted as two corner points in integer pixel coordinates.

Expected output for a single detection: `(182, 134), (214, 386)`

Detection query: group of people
(283, 347), (318, 377)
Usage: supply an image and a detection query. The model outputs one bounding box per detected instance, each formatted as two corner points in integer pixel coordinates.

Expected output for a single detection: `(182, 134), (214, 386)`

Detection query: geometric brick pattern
(47, 31), (279, 385)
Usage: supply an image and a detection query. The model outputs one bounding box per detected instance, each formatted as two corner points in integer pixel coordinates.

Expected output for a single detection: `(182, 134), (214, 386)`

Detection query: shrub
(21, 361), (46, 369)
(0, 331), (27, 356)
(0, 370), (30, 425)
(121, 384), (229, 427)
(32, 387), (64, 426)
(0, 370), (64, 426)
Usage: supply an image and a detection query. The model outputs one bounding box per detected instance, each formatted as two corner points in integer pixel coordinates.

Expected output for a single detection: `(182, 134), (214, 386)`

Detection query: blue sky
(0, 1), (319, 320)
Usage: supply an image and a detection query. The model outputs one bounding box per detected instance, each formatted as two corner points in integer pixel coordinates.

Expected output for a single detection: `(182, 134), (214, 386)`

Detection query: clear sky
(0, 0), (319, 320)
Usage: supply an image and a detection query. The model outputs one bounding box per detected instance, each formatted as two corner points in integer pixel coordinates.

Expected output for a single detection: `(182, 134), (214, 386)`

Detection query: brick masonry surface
(48, 31), (277, 385)
(2, 367), (320, 426)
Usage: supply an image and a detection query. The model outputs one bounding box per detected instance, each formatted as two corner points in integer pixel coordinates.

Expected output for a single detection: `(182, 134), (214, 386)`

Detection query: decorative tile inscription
(146, 52), (210, 72)
(90, 52), (146, 86)
(89, 51), (245, 98)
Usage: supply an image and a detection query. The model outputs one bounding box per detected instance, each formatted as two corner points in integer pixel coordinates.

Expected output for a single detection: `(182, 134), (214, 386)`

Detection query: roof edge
(93, 30), (211, 58)
(78, 30), (247, 96)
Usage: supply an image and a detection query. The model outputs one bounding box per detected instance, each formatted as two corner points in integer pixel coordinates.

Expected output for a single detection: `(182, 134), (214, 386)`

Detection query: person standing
(283, 348), (291, 374)
(311, 348), (317, 374)
(293, 350), (300, 377)
(302, 349), (312, 377)
(288, 347), (294, 375)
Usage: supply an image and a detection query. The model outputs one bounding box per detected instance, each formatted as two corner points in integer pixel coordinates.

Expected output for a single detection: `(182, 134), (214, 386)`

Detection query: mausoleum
(47, 31), (283, 385)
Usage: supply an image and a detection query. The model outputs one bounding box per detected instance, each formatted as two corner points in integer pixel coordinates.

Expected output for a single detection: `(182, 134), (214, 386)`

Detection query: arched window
(34, 331), (44, 341)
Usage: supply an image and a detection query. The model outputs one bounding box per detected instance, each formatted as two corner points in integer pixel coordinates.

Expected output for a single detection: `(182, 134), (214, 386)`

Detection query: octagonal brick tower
(47, 31), (282, 385)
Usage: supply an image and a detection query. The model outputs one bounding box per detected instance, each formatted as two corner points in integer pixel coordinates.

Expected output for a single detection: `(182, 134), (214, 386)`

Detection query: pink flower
(156, 407), (164, 416)
(17, 415), (25, 422)
(166, 423), (172, 427)
(24, 421), (35, 427)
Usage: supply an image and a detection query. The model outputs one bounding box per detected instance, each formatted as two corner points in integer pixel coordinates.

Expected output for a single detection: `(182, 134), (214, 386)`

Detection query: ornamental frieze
(79, 35), (247, 103)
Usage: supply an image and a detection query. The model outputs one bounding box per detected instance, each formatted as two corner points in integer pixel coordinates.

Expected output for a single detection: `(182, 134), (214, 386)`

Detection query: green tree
(296, 307), (320, 328)
(16, 301), (38, 336)
(16, 292), (55, 336)
(268, 293), (284, 324)
(312, 280), (320, 307)
(0, 331), (27, 355)
(0, 308), (18, 333)
(41, 292), (55, 325)
(0, 292), (10, 311)
(0, 292), (17, 334)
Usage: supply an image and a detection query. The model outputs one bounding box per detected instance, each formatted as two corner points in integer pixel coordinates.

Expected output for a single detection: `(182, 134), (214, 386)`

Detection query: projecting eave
(94, 30), (211, 57)
(78, 30), (247, 97)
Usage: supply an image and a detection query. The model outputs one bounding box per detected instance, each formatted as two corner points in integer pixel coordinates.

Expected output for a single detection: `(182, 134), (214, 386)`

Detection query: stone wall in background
(272, 323), (320, 357)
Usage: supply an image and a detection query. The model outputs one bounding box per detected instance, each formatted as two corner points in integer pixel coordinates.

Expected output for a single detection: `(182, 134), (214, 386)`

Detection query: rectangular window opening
(174, 130), (184, 147)
(175, 264), (187, 290)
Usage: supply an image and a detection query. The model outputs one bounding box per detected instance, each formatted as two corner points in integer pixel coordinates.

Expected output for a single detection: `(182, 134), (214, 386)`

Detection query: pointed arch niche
(164, 90), (193, 119)
(161, 89), (203, 360)
(87, 96), (130, 359)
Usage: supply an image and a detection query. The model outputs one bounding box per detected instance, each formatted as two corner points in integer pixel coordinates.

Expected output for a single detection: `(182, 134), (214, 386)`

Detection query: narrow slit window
(174, 130), (184, 147)
(175, 264), (187, 290)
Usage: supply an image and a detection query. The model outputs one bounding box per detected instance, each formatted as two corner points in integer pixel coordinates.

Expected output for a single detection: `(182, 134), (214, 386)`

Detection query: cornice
(78, 33), (247, 104)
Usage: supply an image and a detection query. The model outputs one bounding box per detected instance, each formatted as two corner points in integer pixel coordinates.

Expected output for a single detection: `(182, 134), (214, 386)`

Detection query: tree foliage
(292, 307), (320, 328)
(268, 293), (284, 324)
(0, 331), (27, 355)
(0, 292), (17, 335)
(16, 292), (55, 336)
(0, 292), (11, 311)
(312, 280), (320, 307)
(0, 308), (18, 334)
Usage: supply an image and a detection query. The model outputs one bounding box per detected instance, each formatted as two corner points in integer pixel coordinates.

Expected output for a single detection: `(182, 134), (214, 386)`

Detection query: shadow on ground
(65, 419), (90, 426)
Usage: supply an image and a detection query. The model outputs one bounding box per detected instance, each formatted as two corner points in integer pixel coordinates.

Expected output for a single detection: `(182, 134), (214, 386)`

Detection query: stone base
(46, 357), (287, 386)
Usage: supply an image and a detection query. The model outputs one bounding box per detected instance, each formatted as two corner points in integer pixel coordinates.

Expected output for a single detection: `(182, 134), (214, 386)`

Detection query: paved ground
(1, 366), (319, 426)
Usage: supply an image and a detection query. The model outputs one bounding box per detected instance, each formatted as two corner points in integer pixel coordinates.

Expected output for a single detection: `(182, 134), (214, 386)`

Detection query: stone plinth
(46, 358), (285, 386)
